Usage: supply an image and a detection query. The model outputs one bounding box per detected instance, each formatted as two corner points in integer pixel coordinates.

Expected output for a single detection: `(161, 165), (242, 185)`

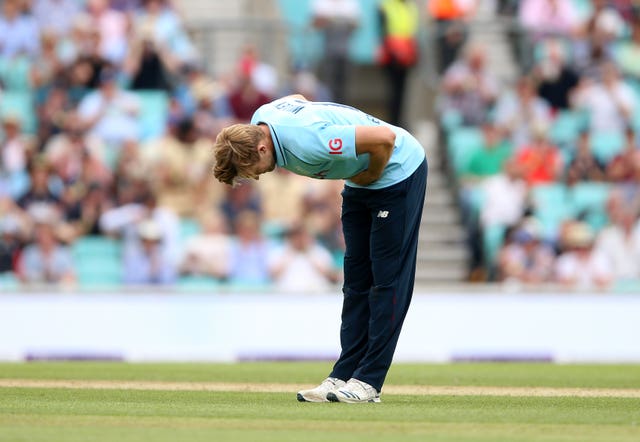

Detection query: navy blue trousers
(329, 159), (427, 391)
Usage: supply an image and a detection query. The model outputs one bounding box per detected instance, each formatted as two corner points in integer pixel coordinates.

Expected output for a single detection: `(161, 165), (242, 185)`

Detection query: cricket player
(212, 94), (427, 403)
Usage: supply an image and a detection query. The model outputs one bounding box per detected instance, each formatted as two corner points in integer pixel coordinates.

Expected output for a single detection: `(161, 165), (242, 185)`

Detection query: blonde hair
(212, 124), (264, 185)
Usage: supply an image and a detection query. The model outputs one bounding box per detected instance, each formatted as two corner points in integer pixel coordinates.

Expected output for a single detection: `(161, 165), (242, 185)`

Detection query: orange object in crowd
(428, 0), (465, 19)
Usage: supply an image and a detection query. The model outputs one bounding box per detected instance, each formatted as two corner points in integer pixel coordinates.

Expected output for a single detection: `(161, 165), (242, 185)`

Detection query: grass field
(0, 362), (639, 441)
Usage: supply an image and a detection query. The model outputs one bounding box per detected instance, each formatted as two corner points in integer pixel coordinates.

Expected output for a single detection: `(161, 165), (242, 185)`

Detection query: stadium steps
(467, 3), (519, 84)
(413, 121), (470, 287)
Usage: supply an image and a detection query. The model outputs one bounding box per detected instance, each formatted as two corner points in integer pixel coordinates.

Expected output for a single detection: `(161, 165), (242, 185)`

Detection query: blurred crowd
(0, 0), (348, 291)
(4, 0), (638, 292)
(439, 0), (640, 289)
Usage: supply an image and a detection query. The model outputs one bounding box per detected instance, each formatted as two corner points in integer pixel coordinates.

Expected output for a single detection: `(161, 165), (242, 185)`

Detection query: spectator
(533, 40), (580, 111)
(227, 210), (273, 286)
(220, 183), (262, 231)
(513, 124), (564, 184)
(77, 68), (141, 148)
(142, 118), (214, 216)
(614, 20), (640, 81)
(518, 0), (581, 38)
(554, 221), (613, 289)
(86, 0), (129, 64)
(17, 158), (60, 213)
(494, 75), (552, 148)
(122, 219), (177, 285)
(44, 114), (110, 187)
(180, 209), (232, 280)
(35, 88), (73, 149)
(1, 115), (33, 180)
(268, 221), (339, 293)
(606, 126), (640, 183)
(123, 36), (173, 91)
(377, 0), (419, 125)
(0, 0), (40, 59)
(0, 197), (31, 273)
(0, 216), (22, 274)
(18, 220), (76, 285)
(33, 0), (81, 38)
(255, 168), (309, 232)
(191, 78), (233, 139)
(441, 43), (499, 126)
(571, 62), (636, 133)
(100, 188), (181, 271)
(311, 0), (361, 103)
(427, 0), (477, 73)
(565, 131), (606, 185)
(594, 194), (640, 280)
(133, 0), (198, 67)
(228, 66), (272, 122)
(497, 217), (555, 284)
(479, 159), (527, 228)
(30, 32), (66, 97)
(461, 122), (513, 182)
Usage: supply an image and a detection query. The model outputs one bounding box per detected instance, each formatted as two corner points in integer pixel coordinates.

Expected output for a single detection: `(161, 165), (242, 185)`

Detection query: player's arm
(349, 126), (396, 186)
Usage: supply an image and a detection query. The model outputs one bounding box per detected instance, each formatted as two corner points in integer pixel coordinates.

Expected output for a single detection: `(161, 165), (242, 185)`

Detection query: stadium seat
(569, 182), (611, 231)
(0, 57), (32, 91)
(0, 272), (19, 290)
(72, 236), (121, 258)
(72, 236), (123, 288)
(447, 127), (484, 176)
(0, 91), (37, 134)
(590, 130), (625, 163)
(549, 110), (587, 147)
(482, 224), (506, 268)
(133, 90), (169, 141)
(179, 218), (202, 240)
(530, 184), (572, 240)
(177, 275), (220, 292)
(76, 255), (122, 288)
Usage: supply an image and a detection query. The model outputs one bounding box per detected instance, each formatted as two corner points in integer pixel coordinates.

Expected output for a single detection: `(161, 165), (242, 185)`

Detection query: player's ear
(257, 143), (268, 155)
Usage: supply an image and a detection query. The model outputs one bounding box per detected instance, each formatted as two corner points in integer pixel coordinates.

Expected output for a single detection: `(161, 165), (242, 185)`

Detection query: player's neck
(259, 123), (275, 157)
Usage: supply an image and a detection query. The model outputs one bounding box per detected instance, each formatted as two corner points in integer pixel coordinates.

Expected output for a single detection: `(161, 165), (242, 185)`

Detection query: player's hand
(349, 169), (380, 186)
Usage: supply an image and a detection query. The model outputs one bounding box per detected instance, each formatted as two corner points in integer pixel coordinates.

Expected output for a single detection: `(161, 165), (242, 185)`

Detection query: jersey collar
(260, 122), (287, 167)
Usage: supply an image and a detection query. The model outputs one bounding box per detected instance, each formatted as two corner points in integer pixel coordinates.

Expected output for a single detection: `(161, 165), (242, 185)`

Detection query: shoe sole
(326, 392), (380, 403)
(297, 392), (328, 402)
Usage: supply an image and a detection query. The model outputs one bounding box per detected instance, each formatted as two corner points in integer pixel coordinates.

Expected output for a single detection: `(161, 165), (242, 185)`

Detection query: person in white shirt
(571, 62), (637, 133)
(269, 221), (339, 293)
(594, 193), (640, 280)
(311, 0), (360, 103)
(555, 221), (613, 289)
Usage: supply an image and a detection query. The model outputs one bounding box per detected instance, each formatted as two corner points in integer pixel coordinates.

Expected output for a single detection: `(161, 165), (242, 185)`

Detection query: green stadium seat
(134, 90), (169, 141)
(0, 272), (19, 290)
(0, 91), (36, 134)
(76, 255), (122, 288)
(179, 218), (202, 240)
(177, 275), (220, 292)
(530, 184), (572, 240)
(0, 57), (32, 91)
(483, 224), (506, 268)
(590, 130), (625, 163)
(549, 110), (587, 147)
(72, 236), (121, 258)
(569, 182), (611, 231)
(447, 127), (484, 176)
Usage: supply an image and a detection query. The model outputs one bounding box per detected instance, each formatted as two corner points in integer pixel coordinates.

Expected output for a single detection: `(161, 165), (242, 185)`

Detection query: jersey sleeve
(278, 121), (358, 164)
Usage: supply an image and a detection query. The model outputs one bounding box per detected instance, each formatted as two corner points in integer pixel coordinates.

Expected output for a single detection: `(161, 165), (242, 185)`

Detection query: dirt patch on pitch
(1, 379), (640, 398)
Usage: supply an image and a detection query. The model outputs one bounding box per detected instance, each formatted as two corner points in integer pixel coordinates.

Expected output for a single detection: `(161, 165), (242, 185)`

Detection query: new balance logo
(377, 210), (389, 218)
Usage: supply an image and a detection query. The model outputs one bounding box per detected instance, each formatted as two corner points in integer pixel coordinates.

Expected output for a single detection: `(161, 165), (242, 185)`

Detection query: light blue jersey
(250, 97), (426, 189)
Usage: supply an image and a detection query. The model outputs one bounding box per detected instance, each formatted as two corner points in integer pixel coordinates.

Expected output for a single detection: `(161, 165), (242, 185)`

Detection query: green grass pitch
(0, 363), (639, 442)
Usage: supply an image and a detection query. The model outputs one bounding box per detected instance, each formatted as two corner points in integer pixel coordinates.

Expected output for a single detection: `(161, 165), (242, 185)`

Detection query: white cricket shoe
(327, 378), (381, 403)
(297, 377), (346, 402)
